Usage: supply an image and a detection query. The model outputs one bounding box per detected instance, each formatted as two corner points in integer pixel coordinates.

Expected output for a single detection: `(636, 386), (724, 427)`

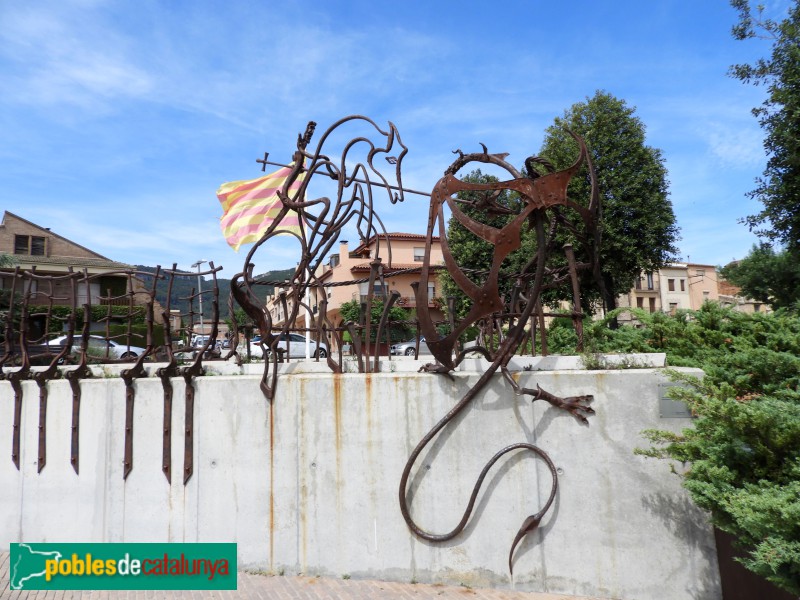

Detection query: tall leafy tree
(539, 91), (680, 313)
(720, 243), (800, 310)
(730, 0), (800, 251)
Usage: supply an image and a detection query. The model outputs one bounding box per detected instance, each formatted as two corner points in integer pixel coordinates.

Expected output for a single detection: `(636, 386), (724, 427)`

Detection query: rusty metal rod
(256, 157), (431, 197)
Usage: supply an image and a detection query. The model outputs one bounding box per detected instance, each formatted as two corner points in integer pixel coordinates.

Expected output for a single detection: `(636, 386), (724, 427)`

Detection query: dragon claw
(533, 387), (594, 423)
(418, 363), (455, 380)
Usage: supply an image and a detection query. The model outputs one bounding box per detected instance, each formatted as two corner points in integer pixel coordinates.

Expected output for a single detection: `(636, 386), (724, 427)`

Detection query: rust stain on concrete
(333, 374), (342, 453)
(364, 373), (373, 427)
(268, 398), (275, 570)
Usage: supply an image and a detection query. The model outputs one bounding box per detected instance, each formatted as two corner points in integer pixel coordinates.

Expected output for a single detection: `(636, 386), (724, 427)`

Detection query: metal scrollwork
(237, 117), (603, 572)
(395, 132), (603, 572)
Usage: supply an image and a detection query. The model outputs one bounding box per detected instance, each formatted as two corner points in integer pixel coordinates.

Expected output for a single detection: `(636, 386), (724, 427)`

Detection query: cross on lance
(254, 151), (431, 197)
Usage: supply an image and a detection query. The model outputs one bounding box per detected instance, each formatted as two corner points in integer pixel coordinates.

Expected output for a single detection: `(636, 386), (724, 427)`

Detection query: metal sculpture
(234, 116), (603, 572)
(230, 115), (411, 397)
(399, 136), (602, 573)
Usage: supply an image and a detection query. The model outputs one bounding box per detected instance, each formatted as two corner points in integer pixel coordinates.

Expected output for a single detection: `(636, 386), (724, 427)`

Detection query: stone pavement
(0, 552), (610, 600)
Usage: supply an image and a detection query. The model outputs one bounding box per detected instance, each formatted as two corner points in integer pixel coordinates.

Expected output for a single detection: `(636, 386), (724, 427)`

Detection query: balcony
(357, 295), (437, 309)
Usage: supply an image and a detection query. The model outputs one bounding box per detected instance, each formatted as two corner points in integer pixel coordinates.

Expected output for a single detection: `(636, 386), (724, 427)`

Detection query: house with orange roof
(266, 233), (446, 350)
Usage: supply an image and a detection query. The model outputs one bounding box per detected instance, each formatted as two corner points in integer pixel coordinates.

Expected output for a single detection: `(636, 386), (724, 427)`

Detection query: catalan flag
(217, 164), (305, 251)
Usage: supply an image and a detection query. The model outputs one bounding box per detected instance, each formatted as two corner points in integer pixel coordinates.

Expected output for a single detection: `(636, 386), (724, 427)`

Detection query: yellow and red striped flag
(217, 165), (305, 251)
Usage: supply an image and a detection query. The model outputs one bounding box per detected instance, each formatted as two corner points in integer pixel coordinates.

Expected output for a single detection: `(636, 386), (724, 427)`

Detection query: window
(648, 297), (656, 313)
(636, 297), (644, 309)
(31, 237), (46, 255)
(669, 302), (678, 315)
(77, 282), (101, 304)
(360, 283), (387, 303)
(87, 337), (111, 354)
(680, 279), (685, 292)
(754, 303), (761, 313)
(695, 269), (705, 277)
(13, 236), (27, 254)
(646, 273), (654, 290)
(14, 235), (46, 256)
(668, 279), (675, 292)
(634, 277), (642, 290)
(413, 247), (425, 262)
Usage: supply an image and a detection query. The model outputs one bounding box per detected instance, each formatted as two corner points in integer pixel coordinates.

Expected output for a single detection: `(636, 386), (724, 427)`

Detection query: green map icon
(10, 543), (63, 590)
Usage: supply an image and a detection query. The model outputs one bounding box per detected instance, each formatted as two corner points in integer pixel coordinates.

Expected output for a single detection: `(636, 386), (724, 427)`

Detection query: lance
(256, 152), (431, 198)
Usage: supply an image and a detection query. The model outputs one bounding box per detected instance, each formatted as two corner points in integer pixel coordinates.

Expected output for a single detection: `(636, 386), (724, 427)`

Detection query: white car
(390, 337), (431, 356)
(249, 332), (328, 359)
(46, 334), (146, 360)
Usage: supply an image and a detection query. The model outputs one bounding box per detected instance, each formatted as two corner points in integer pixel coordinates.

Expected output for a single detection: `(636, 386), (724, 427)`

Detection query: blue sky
(0, 0), (788, 276)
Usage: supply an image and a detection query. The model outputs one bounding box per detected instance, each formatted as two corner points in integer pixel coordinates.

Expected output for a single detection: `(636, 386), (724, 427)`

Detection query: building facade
(0, 211), (136, 307)
(266, 233), (445, 348)
(618, 261), (770, 322)
(659, 263), (692, 315)
(686, 263), (719, 309)
(617, 270), (662, 322)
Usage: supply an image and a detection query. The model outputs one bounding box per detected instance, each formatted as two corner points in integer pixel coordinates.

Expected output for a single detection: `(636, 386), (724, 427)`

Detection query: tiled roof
(3, 255), (133, 271)
(350, 262), (444, 272)
(352, 232), (441, 253)
(376, 233), (438, 241)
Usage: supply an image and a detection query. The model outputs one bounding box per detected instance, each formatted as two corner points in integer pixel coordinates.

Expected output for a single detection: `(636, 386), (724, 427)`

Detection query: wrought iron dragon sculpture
(231, 116), (604, 573)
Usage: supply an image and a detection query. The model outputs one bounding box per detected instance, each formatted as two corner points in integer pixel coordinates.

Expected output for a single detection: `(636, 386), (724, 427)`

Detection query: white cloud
(0, 6), (154, 111)
(705, 123), (765, 167)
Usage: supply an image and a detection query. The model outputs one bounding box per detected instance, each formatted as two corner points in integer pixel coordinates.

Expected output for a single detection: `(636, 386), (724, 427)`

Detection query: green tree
(539, 91), (680, 314)
(721, 243), (800, 309)
(542, 303), (800, 593)
(339, 298), (411, 342)
(730, 1), (800, 251)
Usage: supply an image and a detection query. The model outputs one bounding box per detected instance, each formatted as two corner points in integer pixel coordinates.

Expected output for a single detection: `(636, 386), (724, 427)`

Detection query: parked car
(195, 342), (222, 359)
(178, 335), (222, 359)
(190, 334), (212, 348)
(390, 337), (431, 357)
(250, 332), (328, 359)
(45, 335), (146, 360)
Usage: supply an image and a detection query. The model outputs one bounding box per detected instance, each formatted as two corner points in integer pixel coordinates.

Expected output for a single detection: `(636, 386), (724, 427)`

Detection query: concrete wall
(0, 364), (721, 599)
